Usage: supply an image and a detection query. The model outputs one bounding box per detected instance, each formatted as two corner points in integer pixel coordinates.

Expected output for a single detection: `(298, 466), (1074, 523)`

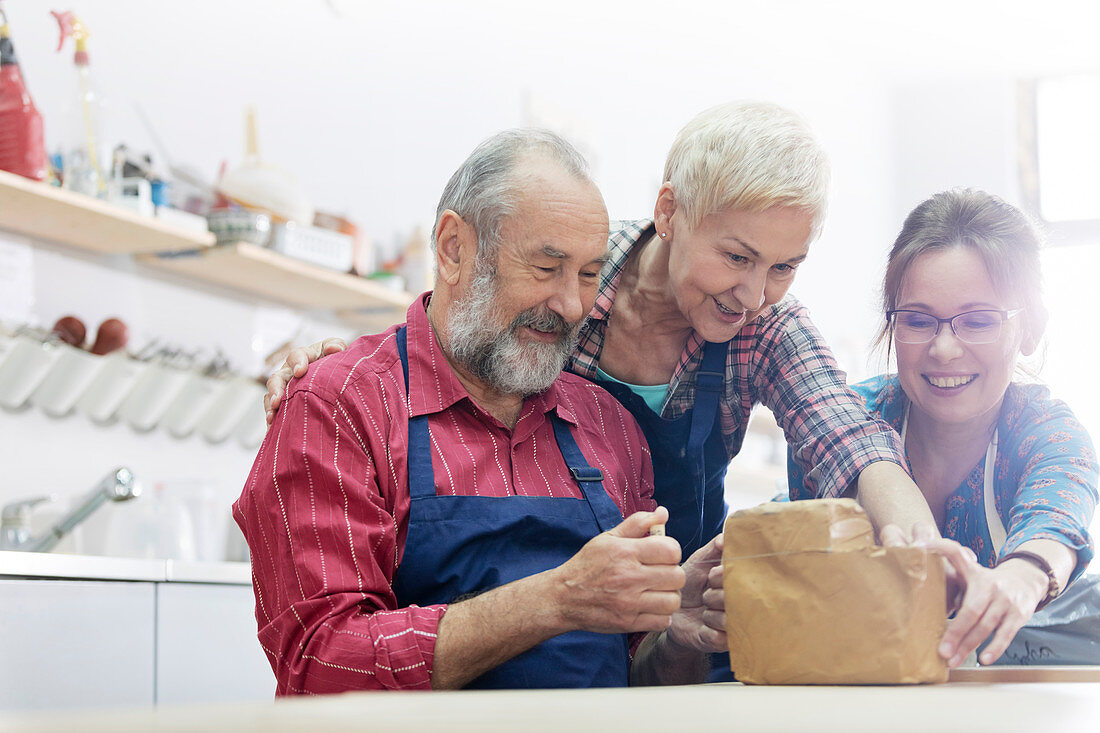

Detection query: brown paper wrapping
(723, 498), (948, 685)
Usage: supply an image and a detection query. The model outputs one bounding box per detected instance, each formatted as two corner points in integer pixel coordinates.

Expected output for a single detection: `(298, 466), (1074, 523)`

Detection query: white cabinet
(0, 579), (156, 711)
(155, 583), (272, 705)
(0, 563), (273, 713)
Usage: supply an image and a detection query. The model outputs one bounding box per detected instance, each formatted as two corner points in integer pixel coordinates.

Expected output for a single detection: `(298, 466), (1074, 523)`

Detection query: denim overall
(391, 327), (630, 688)
(593, 339), (731, 559)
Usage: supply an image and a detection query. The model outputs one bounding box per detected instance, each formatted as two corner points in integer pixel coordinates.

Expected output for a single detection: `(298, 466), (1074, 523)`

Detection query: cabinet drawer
(0, 579), (155, 711)
(155, 583), (272, 704)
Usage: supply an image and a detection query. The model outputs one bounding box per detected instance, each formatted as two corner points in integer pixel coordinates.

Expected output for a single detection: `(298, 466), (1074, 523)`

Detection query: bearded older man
(233, 130), (723, 693)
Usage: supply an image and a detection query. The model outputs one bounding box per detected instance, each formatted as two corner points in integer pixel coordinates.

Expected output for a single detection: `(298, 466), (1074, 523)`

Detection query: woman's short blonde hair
(663, 101), (830, 239)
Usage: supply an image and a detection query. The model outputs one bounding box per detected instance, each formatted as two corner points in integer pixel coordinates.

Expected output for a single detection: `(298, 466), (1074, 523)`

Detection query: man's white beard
(446, 262), (581, 396)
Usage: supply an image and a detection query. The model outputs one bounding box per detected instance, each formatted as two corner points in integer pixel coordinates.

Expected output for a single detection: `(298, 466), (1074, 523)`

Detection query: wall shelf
(0, 168), (414, 320)
(0, 169), (214, 254)
(138, 242), (416, 312)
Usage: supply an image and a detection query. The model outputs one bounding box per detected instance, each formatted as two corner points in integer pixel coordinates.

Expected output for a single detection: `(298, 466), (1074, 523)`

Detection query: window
(1020, 74), (1100, 237)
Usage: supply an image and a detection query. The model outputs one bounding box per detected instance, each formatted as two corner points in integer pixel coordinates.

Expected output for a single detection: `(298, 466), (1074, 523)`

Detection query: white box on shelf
(155, 206), (211, 235)
(106, 177), (154, 219)
(269, 223), (353, 272)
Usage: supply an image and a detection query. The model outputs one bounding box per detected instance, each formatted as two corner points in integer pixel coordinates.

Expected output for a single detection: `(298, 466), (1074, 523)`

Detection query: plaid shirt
(568, 219), (908, 498)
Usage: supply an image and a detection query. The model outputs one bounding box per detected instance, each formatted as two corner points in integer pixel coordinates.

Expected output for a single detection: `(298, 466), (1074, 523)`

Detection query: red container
(0, 34), (47, 181)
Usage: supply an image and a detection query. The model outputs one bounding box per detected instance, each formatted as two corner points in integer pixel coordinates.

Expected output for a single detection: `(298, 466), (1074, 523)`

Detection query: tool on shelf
(218, 106), (314, 224)
(0, 3), (47, 180)
(52, 9), (107, 196)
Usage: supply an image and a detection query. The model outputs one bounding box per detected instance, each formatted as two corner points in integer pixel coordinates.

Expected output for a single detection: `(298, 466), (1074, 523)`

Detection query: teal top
(595, 367), (668, 415)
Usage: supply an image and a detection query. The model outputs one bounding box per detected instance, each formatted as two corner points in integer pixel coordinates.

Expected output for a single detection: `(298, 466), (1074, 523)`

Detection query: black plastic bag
(994, 574), (1100, 665)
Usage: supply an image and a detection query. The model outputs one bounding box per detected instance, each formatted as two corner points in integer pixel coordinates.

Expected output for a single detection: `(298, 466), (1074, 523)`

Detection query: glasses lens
(954, 311), (1002, 344)
(893, 311), (938, 343)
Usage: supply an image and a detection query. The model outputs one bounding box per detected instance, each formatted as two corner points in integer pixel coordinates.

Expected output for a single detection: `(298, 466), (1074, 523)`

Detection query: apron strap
(687, 341), (726, 457)
(983, 430), (1008, 556)
(397, 326), (436, 499)
(551, 415), (624, 533)
(680, 340), (729, 547)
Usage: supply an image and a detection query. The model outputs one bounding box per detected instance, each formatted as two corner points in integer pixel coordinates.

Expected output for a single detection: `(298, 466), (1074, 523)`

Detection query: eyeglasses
(886, 308), (1023, 345)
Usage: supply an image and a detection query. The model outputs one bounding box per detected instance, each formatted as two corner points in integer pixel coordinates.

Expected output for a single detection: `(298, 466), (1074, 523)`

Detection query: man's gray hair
(431, 129), (592, 263)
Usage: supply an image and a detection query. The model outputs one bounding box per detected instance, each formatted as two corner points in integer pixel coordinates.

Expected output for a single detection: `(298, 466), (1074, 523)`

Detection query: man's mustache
(510, 308), (575, 339)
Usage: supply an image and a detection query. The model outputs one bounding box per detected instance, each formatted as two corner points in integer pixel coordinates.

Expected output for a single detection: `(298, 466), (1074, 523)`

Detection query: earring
(659, 232), (667, 239)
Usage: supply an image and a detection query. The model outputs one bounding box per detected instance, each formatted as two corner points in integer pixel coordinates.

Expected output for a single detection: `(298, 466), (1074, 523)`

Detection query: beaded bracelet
(998, 550), (1061, 611)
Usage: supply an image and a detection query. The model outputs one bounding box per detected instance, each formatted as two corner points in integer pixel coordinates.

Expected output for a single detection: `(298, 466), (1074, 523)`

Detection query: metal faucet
(0, 468), (140, 552)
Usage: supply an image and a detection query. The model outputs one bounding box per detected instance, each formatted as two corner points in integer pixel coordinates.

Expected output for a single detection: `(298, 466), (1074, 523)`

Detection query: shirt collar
(404, 292), (575, 427)
(404, 292), (466, 417)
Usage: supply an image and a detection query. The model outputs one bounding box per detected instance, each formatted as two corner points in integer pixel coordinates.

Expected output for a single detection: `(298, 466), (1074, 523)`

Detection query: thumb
(879, 523), (909, 547)
(687, 531), (725, 566)
(610, 506), (670, 539)
(911, 520), (940, 546)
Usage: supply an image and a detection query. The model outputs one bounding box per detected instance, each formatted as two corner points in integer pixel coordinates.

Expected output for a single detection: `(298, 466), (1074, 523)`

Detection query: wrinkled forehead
(502, 176), (609, 257)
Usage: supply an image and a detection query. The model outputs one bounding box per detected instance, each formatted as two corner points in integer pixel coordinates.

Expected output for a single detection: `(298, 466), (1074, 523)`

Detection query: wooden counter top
(2, 676), (1098, 733)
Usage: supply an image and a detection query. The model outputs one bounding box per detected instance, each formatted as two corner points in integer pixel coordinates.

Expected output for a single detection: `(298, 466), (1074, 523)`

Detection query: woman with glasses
(791, 188), (1097, 667)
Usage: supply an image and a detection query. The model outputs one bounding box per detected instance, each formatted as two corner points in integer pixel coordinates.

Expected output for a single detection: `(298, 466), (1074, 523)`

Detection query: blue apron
(592, 339), (731, 559)
(593, 340), (735, 682)
(390, 327), (630, 689)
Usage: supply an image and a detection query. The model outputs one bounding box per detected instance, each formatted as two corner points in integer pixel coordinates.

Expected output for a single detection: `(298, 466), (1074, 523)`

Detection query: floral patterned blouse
(788, 375), (1098, 584)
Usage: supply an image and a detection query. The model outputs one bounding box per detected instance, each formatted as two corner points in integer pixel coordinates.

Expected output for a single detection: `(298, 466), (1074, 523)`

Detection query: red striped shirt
(233, 294), (656, 694)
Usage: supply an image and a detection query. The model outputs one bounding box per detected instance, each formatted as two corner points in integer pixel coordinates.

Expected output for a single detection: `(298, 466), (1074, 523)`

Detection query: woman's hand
(920, 537), (1047, 667)
(629, 532), (724, 686)
(666, 533), (726, 653)
(264, 338), (348, 424)
(878, 520), (940, 547)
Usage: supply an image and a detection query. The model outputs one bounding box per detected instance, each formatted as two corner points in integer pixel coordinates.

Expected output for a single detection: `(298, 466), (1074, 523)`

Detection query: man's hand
(550, 507), (685, 634)
(666, 533), (726, 652)
(432, 507), (685, 688)
(264, 338), (348, 424)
